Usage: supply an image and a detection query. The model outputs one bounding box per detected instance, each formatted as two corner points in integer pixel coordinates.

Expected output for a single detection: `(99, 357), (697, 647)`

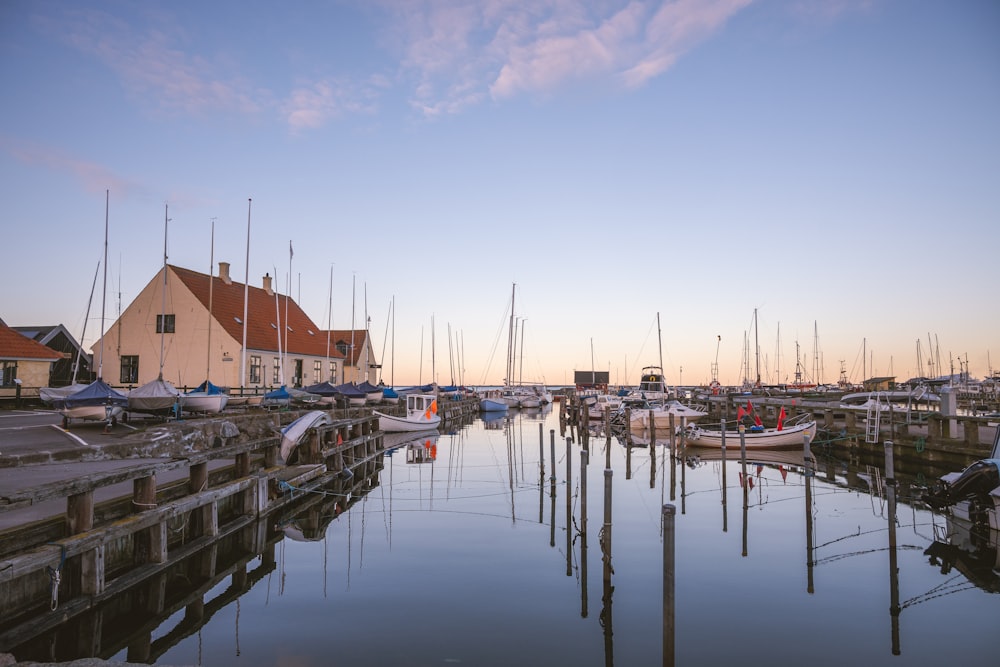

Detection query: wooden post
(662, 504), (676, 667)
(190, 462), (209, 537)
(885, 439), (901, 655)
(650, 410), (657, 448)
(66, 491), (94, 536)
(133, 475), (159, 567)
(566, 436), (573, 577)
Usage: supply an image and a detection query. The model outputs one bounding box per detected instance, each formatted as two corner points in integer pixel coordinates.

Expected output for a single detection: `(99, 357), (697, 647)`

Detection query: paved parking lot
(0, 409), (144, 463)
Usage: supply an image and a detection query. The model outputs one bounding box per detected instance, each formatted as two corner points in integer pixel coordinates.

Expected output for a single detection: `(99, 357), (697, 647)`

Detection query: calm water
(17, 406), (1000, 666)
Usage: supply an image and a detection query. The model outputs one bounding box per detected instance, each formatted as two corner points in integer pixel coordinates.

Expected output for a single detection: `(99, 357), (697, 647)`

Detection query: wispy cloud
(38, 6), (266, 117)
(382, 0), (753, 116)
(1, 136), (141, 196)
(282, 77), (385, 133)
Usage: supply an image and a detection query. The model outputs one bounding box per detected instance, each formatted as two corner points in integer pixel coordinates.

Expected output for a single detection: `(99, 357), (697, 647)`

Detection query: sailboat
(128, 204), (181, 415)
(183, 219), (228, 413)
(56, 190), (128, 427)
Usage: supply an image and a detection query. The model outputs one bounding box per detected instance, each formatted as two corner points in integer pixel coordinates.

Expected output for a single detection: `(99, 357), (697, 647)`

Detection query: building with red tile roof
(91, 262), (377, 390)
(0, 320), (64, 396)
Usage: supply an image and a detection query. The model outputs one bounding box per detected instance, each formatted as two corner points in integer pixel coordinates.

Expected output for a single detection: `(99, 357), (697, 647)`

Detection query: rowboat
(279, 410), (333, 463)
(683, 417), (817, 449)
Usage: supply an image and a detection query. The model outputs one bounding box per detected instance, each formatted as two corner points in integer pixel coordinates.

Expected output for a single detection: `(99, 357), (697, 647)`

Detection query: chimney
(263, 272), (273, 296)
(219, 261), (232, 285)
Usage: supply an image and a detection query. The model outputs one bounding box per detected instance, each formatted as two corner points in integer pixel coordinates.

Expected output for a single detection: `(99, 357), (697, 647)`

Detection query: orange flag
(777, 407), (787, 431)
(431, 400), (438, 414)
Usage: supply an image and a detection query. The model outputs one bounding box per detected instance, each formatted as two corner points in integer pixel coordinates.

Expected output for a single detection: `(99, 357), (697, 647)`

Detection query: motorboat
(923, 427), (1000, 531)
(374, 393), (441, 432)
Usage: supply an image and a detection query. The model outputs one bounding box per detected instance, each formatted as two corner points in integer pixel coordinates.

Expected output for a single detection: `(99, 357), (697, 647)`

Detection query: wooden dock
(0, 398), (478, 657)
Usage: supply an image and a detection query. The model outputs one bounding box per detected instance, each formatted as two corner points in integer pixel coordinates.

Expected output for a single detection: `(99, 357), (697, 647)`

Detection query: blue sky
(1, 0), (997, 388)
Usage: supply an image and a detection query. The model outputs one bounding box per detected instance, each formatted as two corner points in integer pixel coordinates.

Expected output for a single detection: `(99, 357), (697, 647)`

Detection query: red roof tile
(170, 265), (349, 359)
(0, 322), (63, 361)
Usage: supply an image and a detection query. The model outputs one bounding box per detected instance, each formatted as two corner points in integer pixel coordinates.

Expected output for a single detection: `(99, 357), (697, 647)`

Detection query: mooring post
(550, 428), (557, 488)
(740, 423), (748, 557)
(603, 468), (613, 584)
(132, 475), (161, 568)
(566, 436), (573, 576)
(663, 503), (676, 667)
(581, 448), (589, 618)
(650, 410), (657, 448)
(885, 439), (900, 655)
(721, 419), (728, 533)
(805, 432), (815, 595)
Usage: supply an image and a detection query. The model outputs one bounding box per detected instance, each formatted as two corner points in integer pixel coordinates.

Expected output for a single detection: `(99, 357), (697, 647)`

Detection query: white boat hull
(375, 412), (441, 432)
(61, 405), (124, 423)
(280, 410), (333, 463)
(182, 393), (229, 413)
(684, 420), (817, 449)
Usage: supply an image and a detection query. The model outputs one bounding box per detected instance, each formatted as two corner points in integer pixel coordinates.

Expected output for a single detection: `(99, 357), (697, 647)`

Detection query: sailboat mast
(519, 319), (526, 385)
(754, 307), (761, 387)
(274, 273), (283, 385)
(286, 241), (292, 386)
(73, 262), (100, 385)
(206, 219), (215, 384)
(159, 204), (168, 380)
(506, 283), (515, 386)
(657, 311), (664, 380)
(240, 199), (251, 389)
(326, 264), (333, 381)
(350, 273), (356, 383)
(391, 296), (395, 387)
(98, 189), (109, 381)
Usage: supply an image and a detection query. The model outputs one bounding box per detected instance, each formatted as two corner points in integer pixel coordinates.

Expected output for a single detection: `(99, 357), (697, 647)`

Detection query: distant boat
(55, 379), (127, 428)
(184, 380), (229, 413)
(334, 382), (367, 407)
(279, 410), (333, 464)
(262, 385), (291, 408)
(628, 399), (707, 430)
(357, 380), (384, 404)
(480, 389), (508, 413)
(683, 416), (817, 449)
(303, 381), (340, 405)
(375, 393), (441, 432)
(381, 386), (400, 404)
(128, 377), (181, 415)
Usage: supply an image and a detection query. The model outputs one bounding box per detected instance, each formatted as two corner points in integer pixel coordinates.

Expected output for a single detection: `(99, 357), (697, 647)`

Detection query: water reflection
(4, 410), (998, 666)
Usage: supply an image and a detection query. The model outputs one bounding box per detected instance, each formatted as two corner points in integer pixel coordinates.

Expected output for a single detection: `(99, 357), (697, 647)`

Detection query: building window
(272, 357), (281, 384)
(1, 361), (17, 387)
(249, 355), (261, 384)
(156, 314), (175, 334)
(293, 359), (303, 388)
(329, 361), (338, 383)
(313, 360), (322, 384)
(336, 342), (348, 355)
(120, 356), (139, 384)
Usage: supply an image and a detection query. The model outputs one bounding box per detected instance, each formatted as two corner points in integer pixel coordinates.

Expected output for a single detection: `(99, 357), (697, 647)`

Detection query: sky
(1, 0), (998, 389)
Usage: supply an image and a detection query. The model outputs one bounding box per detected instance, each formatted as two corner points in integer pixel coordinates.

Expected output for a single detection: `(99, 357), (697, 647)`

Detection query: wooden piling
(662, 504), (676, 667)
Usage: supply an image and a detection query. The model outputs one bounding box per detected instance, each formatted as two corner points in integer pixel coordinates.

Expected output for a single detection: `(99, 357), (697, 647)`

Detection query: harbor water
(8, 405), (998, 666)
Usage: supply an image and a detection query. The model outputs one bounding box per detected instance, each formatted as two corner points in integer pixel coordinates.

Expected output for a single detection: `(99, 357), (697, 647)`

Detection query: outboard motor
(924, 459), (1000, 510)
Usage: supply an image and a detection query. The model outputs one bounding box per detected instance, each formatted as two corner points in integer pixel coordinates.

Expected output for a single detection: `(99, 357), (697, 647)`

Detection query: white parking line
(49, 423), (95, 448)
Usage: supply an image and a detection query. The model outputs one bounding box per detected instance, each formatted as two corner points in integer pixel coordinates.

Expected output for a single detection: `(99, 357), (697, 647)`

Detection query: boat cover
(55, 379), (128, 408)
